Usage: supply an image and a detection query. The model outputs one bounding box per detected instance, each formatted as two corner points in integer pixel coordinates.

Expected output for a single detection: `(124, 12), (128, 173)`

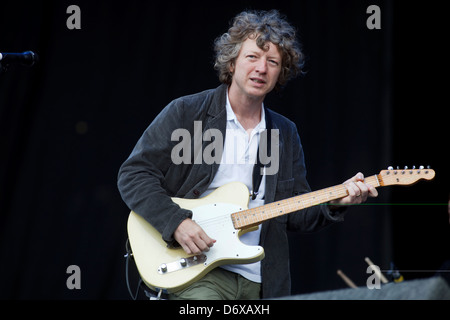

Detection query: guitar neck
(231, 174), (381, 229)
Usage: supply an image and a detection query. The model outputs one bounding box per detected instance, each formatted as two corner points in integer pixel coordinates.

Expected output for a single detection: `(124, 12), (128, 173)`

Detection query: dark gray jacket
(117, 84), (345, 298)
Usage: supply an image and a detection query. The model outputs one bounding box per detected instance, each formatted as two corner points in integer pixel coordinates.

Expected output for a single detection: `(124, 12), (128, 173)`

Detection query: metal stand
(0, 62), (9, 74)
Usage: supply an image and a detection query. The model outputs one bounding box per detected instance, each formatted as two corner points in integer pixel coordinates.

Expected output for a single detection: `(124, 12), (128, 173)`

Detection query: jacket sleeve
(117, 98), (192, 246)
(286, 124), (346, 233)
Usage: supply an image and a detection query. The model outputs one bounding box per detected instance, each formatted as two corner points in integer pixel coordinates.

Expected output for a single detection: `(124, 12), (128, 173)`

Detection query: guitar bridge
(157, 254), (207, 274)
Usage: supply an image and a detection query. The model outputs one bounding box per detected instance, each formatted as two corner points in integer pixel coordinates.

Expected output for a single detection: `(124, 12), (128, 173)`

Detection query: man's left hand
(329, 172), (378, 206)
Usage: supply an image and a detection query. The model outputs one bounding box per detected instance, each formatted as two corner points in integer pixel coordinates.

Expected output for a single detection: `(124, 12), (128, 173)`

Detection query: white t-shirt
(200, 92), (266, 283)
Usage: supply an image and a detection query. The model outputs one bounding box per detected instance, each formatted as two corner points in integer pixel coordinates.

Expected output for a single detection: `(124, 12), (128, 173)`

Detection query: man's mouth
(250, 78), (266, 84)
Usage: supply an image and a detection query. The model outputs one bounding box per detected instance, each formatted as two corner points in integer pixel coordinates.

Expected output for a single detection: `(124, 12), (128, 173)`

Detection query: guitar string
(197, 184), (350, 229)
(232, 175), (382, 227)
(196, 175), (381, 229)
(196, 214), (233, 229)
(233, 183), (351, 227)
(192, 172), (433, 229)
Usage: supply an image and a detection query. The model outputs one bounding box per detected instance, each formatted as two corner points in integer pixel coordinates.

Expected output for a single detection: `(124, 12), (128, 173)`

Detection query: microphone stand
(0, 61), (9, 74)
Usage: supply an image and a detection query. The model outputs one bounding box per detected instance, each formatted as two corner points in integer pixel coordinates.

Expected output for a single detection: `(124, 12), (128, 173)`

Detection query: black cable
(124, 239), (142, 300)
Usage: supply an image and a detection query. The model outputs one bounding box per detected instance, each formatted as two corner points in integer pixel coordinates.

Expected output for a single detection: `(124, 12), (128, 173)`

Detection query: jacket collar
(207, 83), (228, 117)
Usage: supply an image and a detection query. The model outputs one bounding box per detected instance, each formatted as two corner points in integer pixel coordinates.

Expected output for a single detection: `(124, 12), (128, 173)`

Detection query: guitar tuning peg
(412, 165), (416, 169)
(396, 166), (400, 170)
(427, 165), (431, 169)
(419, 165), (424, 169)
(387, 166), (393, 170)
(404, 166), (408, 170)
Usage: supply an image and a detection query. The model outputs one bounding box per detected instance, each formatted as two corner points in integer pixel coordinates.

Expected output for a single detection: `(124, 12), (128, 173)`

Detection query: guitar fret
(231, 174), (403, 229)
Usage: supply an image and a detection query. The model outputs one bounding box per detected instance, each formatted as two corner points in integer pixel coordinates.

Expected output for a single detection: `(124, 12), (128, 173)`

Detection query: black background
(0, 0), (448, 299)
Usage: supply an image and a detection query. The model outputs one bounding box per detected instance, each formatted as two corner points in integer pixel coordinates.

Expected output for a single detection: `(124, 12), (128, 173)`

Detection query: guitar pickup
(158, 254), (207, 274)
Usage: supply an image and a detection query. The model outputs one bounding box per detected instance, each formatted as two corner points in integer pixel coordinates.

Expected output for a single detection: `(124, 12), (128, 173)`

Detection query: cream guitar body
(127, 182), (264, 293)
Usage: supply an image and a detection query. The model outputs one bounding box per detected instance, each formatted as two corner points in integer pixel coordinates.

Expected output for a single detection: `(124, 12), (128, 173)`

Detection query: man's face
(230, 37), (282, 100)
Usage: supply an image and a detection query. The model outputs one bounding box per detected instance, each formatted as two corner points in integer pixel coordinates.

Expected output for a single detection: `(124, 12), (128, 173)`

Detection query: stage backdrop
(1, 0), (448, 299)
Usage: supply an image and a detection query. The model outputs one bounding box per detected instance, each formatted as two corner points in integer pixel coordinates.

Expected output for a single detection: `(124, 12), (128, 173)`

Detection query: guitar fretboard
(231, 174), (380, 229)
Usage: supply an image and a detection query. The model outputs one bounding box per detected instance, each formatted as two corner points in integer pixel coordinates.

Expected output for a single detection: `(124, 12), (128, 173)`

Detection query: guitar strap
(251, 106), (272, 200)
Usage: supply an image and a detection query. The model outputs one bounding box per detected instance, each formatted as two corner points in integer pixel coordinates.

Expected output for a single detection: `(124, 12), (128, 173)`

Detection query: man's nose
(255, 59), (267, 74)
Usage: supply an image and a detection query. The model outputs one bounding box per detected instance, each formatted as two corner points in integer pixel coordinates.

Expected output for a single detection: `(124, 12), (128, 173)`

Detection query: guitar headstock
(378, 166), (435, 186)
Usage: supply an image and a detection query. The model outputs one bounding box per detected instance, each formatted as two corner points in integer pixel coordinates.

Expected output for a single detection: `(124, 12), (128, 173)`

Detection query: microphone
(0, 51), (38, 66)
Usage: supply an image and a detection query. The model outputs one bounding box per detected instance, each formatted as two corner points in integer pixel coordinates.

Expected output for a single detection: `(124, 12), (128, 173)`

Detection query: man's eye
(269, 60), (279, 66)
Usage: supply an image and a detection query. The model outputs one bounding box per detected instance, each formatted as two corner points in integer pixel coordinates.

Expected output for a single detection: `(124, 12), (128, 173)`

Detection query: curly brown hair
(213, 10), (305, 90)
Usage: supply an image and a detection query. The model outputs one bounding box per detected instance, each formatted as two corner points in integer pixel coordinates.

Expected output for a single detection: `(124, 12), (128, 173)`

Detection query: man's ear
(229, 61), (235, 74)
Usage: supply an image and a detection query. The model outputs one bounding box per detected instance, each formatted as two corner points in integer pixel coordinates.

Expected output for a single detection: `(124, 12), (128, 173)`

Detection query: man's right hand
(173, 218), (216, 255)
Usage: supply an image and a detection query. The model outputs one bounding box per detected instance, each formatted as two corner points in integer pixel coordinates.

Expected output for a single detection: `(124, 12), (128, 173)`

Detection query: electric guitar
(127, 167), (435, 293)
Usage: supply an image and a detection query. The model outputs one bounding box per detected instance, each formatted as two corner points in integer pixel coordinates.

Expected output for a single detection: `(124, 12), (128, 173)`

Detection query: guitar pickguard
(154, 203), (263, 276)
(192, 202), (263, 267)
